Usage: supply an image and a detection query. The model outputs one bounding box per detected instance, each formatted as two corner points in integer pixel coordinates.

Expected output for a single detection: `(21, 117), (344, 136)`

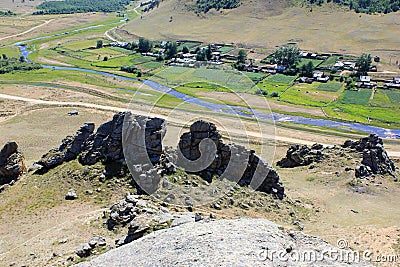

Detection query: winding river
(16, 43), (400, 139)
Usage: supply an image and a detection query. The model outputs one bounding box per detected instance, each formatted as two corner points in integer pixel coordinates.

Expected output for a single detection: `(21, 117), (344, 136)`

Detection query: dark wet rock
(177, 120), (284, 199)
(343, 134), (396, 179)
(277, 144), (324, 168)
(0, 142), (26, 186)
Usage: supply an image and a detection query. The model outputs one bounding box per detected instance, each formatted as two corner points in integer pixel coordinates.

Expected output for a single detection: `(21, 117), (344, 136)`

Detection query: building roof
(360, 76), (371, 82)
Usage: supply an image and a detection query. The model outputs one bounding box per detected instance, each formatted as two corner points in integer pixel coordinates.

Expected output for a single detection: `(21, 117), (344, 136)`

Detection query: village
(107, 39), (400, 90)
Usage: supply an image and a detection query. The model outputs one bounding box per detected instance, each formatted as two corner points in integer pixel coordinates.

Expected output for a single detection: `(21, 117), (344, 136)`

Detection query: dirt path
(1, 92), (399, 157)
(0, 19), (55, 42)
(104, 3), (141, 42)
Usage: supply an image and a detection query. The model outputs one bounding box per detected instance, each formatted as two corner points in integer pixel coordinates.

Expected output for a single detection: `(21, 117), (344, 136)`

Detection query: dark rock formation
(36, 112), (166, 174)
(277, 143), (324, 168)
(0, 142), (26, 186)
(343, 134), (396, 179)
(177, 120), (284, 199)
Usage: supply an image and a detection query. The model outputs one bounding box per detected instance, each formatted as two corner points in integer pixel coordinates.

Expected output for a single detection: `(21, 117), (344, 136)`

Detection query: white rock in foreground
(75, 218), (373, 267)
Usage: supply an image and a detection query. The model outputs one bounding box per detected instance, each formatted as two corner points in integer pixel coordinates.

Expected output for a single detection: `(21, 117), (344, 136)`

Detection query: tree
(138, 37), (153, 53)
(271, 45), (301, 68)
(103, 56), (108, 61)
(300, 61), (314, 77)
(182, 46), (190, 54)
(2, 54), (7, 60)
(206, 44), (212, 60)
(96, 40), (103, 49)
(356, 53), (372, 75)
(196, 49), (206, 61)
(237, 49), (246, 64)
(165, 41), (178, 60)
(19, 56), (25, 62)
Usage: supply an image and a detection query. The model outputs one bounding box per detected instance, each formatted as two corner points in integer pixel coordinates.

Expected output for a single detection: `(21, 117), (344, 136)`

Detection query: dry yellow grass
(123, 0), (400, 67)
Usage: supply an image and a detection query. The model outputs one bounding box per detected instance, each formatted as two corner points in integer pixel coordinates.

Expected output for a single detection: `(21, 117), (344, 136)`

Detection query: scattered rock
(0, 142), (26, 186)
(76, 236), (106, 258)
(65, 189), (78, 200)
(277, 143), (324, 168)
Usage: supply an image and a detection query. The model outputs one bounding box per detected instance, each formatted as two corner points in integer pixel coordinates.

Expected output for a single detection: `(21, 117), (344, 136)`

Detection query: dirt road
(0, 19), (55, 42)
(1, 92), (399, 157)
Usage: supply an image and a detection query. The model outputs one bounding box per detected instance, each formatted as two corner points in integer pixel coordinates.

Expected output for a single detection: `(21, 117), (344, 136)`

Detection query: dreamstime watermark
(257, 239), (399, 264)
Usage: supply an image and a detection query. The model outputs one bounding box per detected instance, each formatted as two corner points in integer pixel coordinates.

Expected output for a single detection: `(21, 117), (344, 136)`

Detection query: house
(384, 77), (400, 89)
(313, 71), (324, 79)
(276, 65), (286, 72)
(343, 61), (356, 70)
(299, 77), (314, 84)
(334, 61), (344, 69)
(301, 52), (309, 58)
(317, 76), (329, 83)
(358, 76), (375, 88)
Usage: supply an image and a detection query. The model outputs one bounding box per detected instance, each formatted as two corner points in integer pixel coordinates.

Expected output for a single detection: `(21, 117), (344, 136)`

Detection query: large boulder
(76, 218), (373, 267)
(0, 142), (26, 186)
(343, 134), (396, 179)
(177, 120), (284, 199)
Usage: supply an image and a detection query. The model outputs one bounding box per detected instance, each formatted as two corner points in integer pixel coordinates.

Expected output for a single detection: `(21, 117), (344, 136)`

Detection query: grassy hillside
(122, 0), (400, 63)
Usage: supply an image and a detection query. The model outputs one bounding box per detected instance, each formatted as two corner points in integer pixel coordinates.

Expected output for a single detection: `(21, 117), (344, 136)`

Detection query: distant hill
(192, 0), (400, 14)
(308, 0), (400, 14)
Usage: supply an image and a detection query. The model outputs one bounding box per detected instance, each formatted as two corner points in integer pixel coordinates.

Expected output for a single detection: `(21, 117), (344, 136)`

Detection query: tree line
(0, 10), (16, 16)
(195, 0), (240, 13)
(33, 0), (132, 15)
(0, 55), (42, 74)
(309, 0), (400, 14)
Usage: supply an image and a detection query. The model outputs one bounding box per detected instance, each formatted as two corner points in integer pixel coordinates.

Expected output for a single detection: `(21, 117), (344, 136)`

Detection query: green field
(385, 90), (400, 104)
(265, 74), (296, 84)
(218, 46), (235, 53)
(297, 58), (323, 68)
(339, 89), (372, 105)
(280, 82), (340, 107)
(316, 82), (343, 92)
(245, 72), (267, 83)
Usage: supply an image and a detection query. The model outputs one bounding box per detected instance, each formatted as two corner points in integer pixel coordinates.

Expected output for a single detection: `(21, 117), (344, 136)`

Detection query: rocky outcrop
(75, 236), (106, 258)
(277, 143), (324, 168)
(343, 134), (396, 179)
(0, 142), (26, 187)
(177, 120), (284, 199)
(106, 194), (209, 247)
(76, 218), (373, 267)
(36, 112), (166, 175)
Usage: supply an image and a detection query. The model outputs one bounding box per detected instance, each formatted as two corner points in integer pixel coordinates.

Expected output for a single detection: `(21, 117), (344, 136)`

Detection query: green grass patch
(339, 89), (372, 105)
(280, 83), (339, 107)
(140, 61), (164, 70)
(245, 72), (267, 83)
(316, 82), (343, 92)
(319, 55), (339, 68)
(218, 46), (235, 53)
(297, 58), (323, 68)
(266, 74), (296, 84)
(385, 90), (400, 105)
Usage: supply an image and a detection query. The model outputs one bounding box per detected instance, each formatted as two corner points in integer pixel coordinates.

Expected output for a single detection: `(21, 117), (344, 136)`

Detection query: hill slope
(122, 0), (400, 61)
